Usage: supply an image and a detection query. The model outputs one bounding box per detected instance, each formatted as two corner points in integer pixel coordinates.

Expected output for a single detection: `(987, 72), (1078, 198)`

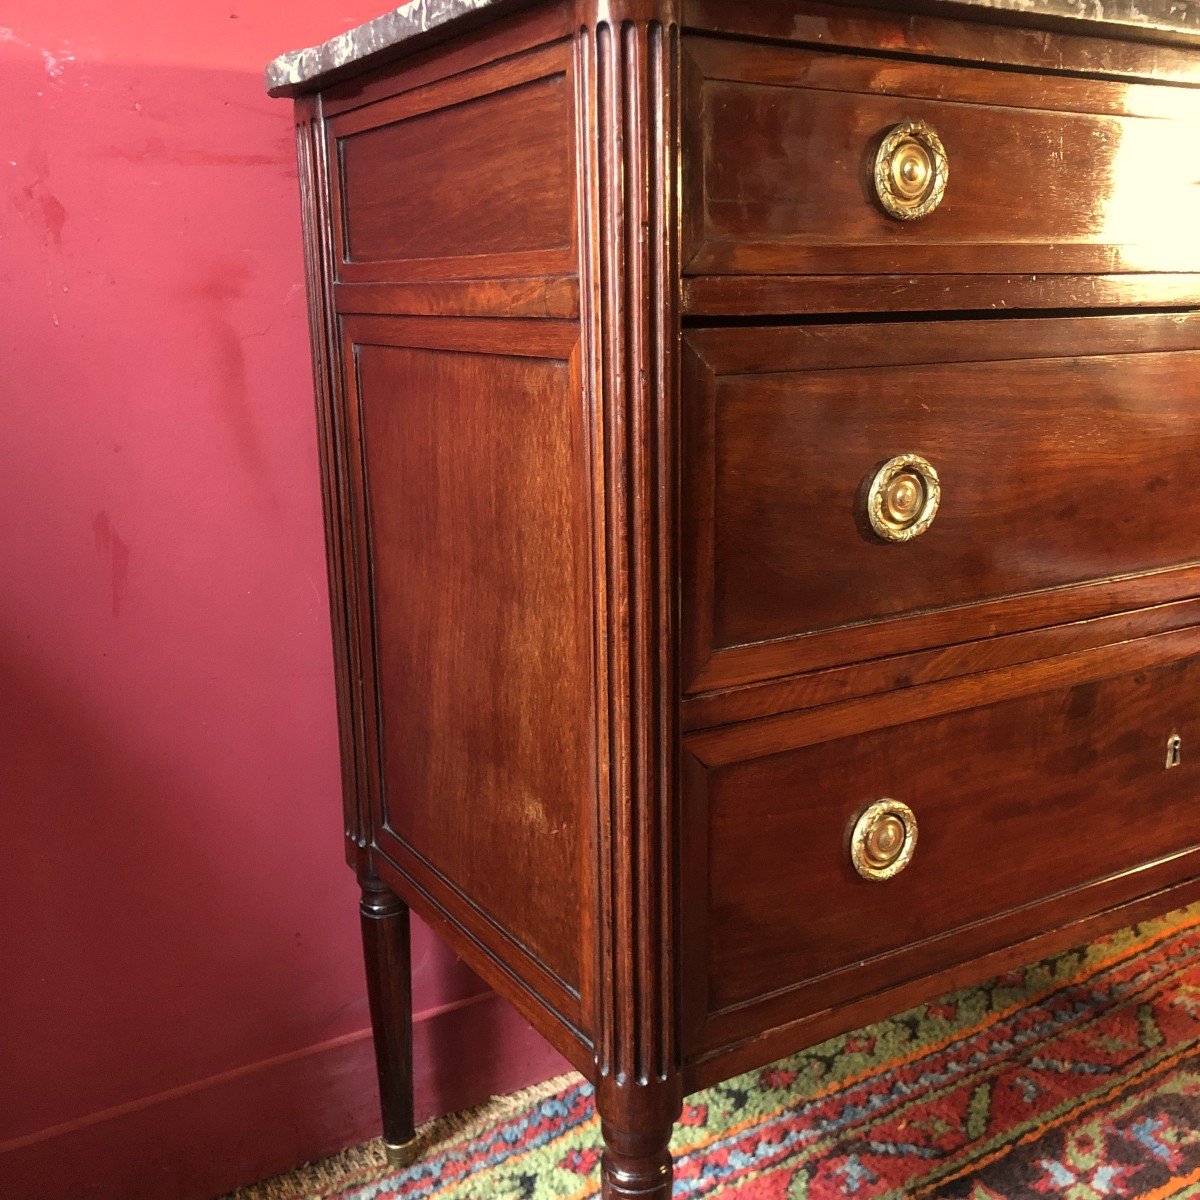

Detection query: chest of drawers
(269, 1), (1200, 1194)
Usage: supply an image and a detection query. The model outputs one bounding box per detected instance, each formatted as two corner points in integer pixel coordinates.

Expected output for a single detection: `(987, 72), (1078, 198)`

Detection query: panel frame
(335, 313), (596, 1057)
(325, 39), (579, 284)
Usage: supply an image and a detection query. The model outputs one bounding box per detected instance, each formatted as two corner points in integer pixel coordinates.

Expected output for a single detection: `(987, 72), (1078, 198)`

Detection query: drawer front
(682, 314), (1200, 692)
(682, 37), (1200, 278)
(682, 636), (1200, 1061)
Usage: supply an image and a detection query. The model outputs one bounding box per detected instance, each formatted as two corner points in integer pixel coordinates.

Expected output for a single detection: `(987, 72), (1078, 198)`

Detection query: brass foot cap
(384, 1138), (420, 1169)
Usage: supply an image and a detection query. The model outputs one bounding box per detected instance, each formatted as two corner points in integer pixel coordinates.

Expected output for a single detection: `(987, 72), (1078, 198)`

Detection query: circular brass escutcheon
(874, 121), (948, 221)
(851, 800), (918, 882)
(867, 453), (941, 543)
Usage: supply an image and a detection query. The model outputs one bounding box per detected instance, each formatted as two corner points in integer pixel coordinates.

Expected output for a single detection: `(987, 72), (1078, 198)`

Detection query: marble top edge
(266, 0), (502, 96)
(266, 0), (1200, 97)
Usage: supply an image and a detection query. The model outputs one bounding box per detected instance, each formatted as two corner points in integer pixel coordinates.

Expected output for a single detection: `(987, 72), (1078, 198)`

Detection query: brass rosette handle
(851, 800), (918, 882)
(867, 453), (941, 543)
(874, 121), (948, 221)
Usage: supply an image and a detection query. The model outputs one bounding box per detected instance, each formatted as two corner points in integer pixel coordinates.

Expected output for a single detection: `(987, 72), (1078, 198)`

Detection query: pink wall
(0, 5), (567, 1199)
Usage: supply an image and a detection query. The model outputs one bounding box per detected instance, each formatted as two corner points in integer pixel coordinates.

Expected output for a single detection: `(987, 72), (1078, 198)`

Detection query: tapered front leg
(359, 873), (417, 1167)
(599, 1114), (676, 1199)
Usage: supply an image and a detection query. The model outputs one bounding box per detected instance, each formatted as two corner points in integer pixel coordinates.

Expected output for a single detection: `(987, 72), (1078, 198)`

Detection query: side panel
(339, 316), (593, 1027)
(299, 3), (597, 1065)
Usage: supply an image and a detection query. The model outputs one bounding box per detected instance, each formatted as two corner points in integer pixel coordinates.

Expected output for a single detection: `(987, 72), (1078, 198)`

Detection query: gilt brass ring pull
(874, 121), (948, 221)
(851, 800), (918, 882)
(867, 453), (941, 542)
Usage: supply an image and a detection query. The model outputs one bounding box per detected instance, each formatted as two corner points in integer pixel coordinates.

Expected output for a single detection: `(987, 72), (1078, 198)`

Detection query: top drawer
(681, 37), (1200, 279)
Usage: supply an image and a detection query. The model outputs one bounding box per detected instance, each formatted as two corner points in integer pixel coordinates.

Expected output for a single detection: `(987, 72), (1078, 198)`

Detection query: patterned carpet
(230, 903), (1200, 1199)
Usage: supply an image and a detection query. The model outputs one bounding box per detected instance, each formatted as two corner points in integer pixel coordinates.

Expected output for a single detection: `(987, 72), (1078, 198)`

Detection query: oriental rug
(229, 902), (1200, 1199)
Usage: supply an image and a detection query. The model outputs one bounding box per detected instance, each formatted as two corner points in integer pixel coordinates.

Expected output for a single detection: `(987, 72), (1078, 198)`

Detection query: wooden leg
(359, 873), (417, 1168)
(598, 1114), (675, 1199)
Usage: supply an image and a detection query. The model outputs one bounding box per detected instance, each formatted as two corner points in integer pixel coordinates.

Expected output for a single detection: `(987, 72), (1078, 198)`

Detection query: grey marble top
(266, 0), (1200, 97)
(267, 0), (517, 96)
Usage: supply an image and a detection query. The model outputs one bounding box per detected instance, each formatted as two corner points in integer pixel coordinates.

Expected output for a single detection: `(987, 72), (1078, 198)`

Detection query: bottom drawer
(682, 636), (1200, 1064)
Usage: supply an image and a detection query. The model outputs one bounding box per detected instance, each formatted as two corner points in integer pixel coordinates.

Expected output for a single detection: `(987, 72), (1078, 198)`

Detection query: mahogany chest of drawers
(269, 1), (1200, 1194)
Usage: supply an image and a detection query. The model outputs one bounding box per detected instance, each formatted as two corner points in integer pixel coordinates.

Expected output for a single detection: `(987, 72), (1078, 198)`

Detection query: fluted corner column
(574, 2), (683, 1196)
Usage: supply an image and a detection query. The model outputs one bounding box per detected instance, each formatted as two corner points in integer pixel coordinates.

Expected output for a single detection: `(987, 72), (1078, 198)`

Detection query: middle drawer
(682, 313), (1200, 694)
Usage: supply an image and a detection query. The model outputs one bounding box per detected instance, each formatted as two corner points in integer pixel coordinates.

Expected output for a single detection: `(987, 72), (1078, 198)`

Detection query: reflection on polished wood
(278, 1), (1200, 1196)
(683, 35), (1200, 277)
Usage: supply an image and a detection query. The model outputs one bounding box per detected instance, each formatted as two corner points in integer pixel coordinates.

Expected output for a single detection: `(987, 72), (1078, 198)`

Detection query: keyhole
(1166, 734), (1183, 770)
